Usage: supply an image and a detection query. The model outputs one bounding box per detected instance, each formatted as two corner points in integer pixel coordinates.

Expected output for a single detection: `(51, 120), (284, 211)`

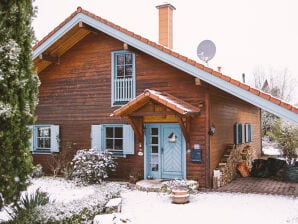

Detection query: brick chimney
(156, 3), (176, 49)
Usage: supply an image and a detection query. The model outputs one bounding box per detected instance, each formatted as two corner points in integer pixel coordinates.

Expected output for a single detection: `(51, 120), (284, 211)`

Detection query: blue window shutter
(248, 124), (252, 142)
(91, 125), (102, 151)
(234, 123), (243, 145)
(234, 123), (239, 144)
(27, 125), (33, 151)
(239, 123), (243, 144)
(123, 124), (134, 155)
(245, 123), (252, 143)
(50, 125), (60, 152)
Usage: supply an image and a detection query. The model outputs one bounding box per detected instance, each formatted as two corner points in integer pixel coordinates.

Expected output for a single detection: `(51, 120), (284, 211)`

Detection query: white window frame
(28, 125), (60, 154)
(111, 50), (136, 106)
(104, 124), (124, 155)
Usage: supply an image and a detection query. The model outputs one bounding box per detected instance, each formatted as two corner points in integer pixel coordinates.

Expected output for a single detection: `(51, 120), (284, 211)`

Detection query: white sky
(32, 0), (298, 102)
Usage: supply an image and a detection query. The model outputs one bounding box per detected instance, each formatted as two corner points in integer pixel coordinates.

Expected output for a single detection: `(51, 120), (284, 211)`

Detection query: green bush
(0, 0), (39, 209)
(269, 120), (298, 165)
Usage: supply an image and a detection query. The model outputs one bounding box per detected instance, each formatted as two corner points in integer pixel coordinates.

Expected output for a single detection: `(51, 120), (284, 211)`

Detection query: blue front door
(145, 123), (184, 179)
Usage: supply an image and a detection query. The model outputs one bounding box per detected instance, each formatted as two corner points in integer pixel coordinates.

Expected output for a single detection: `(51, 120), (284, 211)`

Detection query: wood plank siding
(34, 31), (210, 185)
(34, 29), (262, 187)
(209, 87), (262, 183)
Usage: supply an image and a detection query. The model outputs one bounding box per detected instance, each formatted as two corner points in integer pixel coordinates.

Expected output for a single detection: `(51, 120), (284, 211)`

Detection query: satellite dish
(197, 40), (216, 64)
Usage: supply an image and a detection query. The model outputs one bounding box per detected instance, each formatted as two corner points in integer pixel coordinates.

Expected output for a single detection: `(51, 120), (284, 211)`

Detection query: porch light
(138, 142), (144, 156)
(168, 132), (177, 143)
(208, 124), (216, 136)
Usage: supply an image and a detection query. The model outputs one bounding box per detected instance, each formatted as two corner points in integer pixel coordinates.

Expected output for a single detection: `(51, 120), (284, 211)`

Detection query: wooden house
(31, 4), (298, 187)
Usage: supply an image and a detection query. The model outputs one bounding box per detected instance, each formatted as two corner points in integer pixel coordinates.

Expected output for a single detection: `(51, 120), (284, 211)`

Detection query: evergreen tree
(0, 0), (39, 209)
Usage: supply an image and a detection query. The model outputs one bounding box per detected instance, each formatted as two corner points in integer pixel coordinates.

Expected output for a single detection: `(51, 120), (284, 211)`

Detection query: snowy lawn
(121, 190), (298, 224)
(1, 177), (297, 223)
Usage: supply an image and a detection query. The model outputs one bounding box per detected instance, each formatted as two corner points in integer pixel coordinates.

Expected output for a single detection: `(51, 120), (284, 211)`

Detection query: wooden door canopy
(111, 89), (200, 146)
(111, 89), (200, 117)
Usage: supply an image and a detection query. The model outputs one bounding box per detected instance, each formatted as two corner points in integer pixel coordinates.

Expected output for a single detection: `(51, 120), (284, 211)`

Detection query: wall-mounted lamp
(208, 124), (216, 136)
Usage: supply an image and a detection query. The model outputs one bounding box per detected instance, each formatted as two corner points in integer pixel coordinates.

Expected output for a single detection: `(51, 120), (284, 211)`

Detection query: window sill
(31, 150), (52, 155)
(110, 152), (126, 159)
(112, 101), (130, 107)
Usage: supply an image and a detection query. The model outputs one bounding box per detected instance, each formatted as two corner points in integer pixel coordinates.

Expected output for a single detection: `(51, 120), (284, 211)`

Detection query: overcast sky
(32, 0), (298, 102)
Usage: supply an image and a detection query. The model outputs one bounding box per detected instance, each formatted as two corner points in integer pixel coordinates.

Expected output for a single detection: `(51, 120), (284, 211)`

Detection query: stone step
(105, 198), (122, 213)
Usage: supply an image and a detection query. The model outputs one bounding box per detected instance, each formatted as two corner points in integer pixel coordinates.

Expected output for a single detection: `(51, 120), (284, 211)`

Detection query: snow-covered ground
(262, 138), (282, 156)
(1, 177), (297, 224)
(121, 190), (298, 224)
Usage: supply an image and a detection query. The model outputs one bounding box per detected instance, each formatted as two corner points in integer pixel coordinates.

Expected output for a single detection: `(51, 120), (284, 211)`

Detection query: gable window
(112, 51), (136, 106)
(91, 124), (134, 157)
(28, 125), (60, 154)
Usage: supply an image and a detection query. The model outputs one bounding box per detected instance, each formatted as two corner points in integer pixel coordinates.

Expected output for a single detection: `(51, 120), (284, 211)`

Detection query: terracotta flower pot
(171, 188), (189, 204)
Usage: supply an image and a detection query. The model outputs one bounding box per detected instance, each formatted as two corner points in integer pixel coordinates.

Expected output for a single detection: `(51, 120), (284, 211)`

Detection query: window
(149, 127), (159, 172)
(28, 125), (59, 154)
(37, 126), (51, 150)
(112, 51), (135, 106)
(245, 123), (252, 143)
(105, 126), (123, 154)
(91, 124), (134, 156)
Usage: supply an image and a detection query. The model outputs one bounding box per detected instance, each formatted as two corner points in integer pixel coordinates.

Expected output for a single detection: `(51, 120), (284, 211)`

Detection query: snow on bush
(71, 149), (116, 185)
(36, 182), (122, 223)
(4, 177), (126, 223)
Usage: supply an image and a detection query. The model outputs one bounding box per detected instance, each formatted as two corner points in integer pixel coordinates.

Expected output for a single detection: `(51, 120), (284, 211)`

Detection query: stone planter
(171, 188), (189, 204)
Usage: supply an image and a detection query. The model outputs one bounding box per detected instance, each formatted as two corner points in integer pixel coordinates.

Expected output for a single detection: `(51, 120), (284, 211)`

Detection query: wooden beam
(38, 54), (59, 64)
(130, 111), (176, 117)
(78, 22), (98, 33)
(186, 117), (191, 134)
(127, 116), (143, 143)
(177, 116), (190, 144)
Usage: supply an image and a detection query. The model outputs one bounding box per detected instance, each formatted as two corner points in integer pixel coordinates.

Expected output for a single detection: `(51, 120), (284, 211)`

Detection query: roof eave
(33, 10), (298, 125)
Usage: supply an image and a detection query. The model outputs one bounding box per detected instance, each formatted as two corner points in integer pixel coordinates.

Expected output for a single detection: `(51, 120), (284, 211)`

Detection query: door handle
(161, 147), (164, 154)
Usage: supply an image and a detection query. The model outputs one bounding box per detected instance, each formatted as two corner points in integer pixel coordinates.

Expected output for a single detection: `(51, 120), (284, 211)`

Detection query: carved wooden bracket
(128, 116), (144, 147)
(177, 116), (191, 147)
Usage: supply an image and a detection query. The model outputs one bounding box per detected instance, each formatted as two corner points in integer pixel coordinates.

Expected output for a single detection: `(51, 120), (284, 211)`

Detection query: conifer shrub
(0, 0), (39, 209)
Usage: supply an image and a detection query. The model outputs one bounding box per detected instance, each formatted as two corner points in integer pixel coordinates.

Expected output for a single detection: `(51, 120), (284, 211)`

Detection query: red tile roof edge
(33, 7), (298, 114)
